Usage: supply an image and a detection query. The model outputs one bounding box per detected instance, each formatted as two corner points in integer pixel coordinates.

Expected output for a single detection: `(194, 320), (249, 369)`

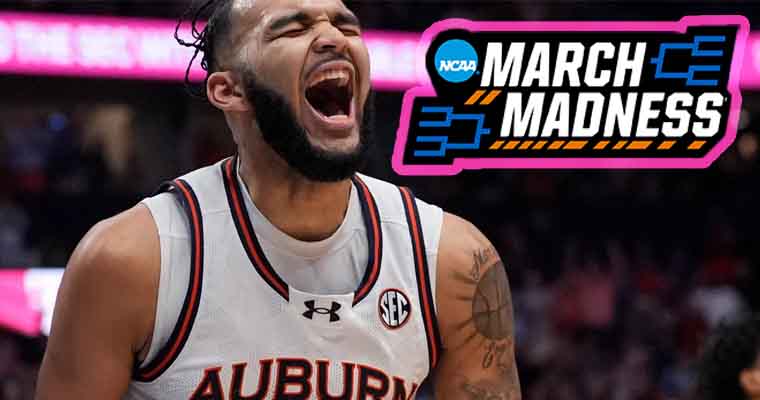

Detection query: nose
(312, 23), (349, 54)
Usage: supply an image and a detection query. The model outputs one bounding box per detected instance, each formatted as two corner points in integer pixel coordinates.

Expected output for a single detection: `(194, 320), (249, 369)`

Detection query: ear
(740, 369), (760, 396)
(206, 71), (250, 112)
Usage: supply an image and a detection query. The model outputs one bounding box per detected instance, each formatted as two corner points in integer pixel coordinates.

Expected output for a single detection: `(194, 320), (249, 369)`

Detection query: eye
(339, 26), (361, 36)
(280, 27), (308, 38)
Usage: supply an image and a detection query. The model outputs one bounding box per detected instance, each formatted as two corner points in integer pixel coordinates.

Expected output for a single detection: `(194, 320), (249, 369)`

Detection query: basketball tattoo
(472, 260), (511, 340)
(451, 244), (520, 399)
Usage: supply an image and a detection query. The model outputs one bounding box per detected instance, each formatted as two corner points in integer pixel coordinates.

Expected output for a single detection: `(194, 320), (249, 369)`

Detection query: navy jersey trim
(135, 179), (204, 382)
(222, 157), (290, 300)
(350, 175), (383, 306)
(399, 187), (442, 370)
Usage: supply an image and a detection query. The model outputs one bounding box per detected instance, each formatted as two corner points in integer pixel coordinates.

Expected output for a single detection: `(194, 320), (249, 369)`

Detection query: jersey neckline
(220, 156), (383, 306)
(235, 158), (363, 260)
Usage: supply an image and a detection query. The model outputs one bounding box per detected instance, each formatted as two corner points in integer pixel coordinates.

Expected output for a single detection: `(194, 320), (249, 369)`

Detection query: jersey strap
(134, 179), (204, 382)
(399, 187), (443, 370)
(221, 157), (289, 300)
(350, 175), (383, 306)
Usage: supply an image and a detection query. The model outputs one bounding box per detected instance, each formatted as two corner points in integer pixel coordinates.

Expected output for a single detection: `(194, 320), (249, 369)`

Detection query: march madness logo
(392, 16), (749, 174)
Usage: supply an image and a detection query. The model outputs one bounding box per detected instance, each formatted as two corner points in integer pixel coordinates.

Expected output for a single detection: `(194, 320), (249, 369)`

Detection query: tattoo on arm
(461, 378), (516, 400)
(452, 247), (514, 354)
(451, 245), (521, 398)
(483, 342), (510, 371)
(472, 259), (512, 341)
(470, 246), (498, 282)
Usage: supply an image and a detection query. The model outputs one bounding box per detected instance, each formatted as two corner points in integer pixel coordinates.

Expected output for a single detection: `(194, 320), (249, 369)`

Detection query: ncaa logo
(434, 39), (478, 83)
(378, 289), (411, 329)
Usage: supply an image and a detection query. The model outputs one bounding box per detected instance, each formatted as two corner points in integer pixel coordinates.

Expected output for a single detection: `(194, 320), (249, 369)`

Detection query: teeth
(309, 68), (350, 88)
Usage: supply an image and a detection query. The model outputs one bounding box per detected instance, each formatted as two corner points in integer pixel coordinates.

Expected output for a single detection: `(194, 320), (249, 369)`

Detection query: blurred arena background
(1, 1), (760, 399)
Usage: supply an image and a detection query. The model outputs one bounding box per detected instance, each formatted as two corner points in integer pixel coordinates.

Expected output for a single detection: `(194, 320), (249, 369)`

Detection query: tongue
(322, 100), (346, 118)
(307, 78), (349, 118)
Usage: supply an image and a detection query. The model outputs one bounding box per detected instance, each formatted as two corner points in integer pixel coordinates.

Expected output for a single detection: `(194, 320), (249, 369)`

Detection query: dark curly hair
(174, 0), (235, 99)
(698, 315), (760, 400)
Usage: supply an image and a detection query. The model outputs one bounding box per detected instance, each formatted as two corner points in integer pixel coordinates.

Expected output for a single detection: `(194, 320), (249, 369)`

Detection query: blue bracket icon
(414, 106), (491, 157)
(650, 35), (725, 86)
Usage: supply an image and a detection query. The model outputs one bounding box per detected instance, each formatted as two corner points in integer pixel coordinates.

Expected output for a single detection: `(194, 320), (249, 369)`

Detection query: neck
(237, 145), (352, 242)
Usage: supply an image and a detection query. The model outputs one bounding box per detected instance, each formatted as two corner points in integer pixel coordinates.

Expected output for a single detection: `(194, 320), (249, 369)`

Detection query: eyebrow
(267, 10), (361, 33)
(332, 11), (361, 28)
(267, 11), (312, 33)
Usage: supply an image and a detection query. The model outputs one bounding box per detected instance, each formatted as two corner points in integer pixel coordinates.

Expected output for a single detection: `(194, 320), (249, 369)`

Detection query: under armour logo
(302, 300), (341, 322)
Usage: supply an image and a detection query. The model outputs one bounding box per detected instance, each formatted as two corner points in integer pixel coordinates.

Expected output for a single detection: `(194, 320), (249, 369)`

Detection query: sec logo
(378, 289), (411, 329)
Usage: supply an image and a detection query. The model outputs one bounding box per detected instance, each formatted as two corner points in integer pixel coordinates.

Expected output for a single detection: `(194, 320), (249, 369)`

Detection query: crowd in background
(401, 127), (760, 399)
(1, 1), (759, 399)
(1, 93), (759, 400)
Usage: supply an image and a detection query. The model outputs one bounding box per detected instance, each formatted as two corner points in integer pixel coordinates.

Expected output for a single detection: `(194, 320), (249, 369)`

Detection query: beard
(242, 69), (374, 182)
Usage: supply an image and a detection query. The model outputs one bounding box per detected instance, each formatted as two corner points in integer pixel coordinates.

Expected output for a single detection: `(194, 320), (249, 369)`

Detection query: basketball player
(698, 314), (760, 400)
(35, 0), (521, 399)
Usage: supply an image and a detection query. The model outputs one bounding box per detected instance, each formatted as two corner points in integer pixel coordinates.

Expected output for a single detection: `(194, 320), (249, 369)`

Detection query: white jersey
(125, 157), (444, 400)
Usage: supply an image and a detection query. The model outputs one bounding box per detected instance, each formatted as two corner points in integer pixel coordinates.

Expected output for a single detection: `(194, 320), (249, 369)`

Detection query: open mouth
(305, 68), (353, 120)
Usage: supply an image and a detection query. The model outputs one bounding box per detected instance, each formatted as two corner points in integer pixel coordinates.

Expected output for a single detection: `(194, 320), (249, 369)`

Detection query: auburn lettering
(190, 359), (419, 400)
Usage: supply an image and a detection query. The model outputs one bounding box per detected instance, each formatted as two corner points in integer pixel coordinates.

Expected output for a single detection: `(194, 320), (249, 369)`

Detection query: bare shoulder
(433, 212), (521, 400)
(67, 204), (159, 289)
(438, 212), (495, 270)
(56, 203), (160, 351)
(435, 212), (507, 345)
(36, 204), (161, 398)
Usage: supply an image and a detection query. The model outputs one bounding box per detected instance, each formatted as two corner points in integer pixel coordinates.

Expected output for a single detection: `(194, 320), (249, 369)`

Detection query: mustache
(303, 54), (354, 80)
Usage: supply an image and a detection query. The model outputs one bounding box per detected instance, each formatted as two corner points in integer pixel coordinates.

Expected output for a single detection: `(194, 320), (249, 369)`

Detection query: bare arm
(433, 213), (521, 400)
(35, 205), (159, 399)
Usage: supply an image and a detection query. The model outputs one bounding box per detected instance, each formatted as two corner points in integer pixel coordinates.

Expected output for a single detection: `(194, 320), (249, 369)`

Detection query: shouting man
(35, 1), (521, 399)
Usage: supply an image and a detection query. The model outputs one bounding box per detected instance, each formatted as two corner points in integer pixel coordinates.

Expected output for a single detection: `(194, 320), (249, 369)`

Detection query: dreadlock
(698, 314), (760, 400)
(174, 0), (235, 100)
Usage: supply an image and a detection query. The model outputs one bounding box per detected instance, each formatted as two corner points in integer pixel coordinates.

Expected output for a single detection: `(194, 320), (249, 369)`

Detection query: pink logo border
(392, 16), (750, 175)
